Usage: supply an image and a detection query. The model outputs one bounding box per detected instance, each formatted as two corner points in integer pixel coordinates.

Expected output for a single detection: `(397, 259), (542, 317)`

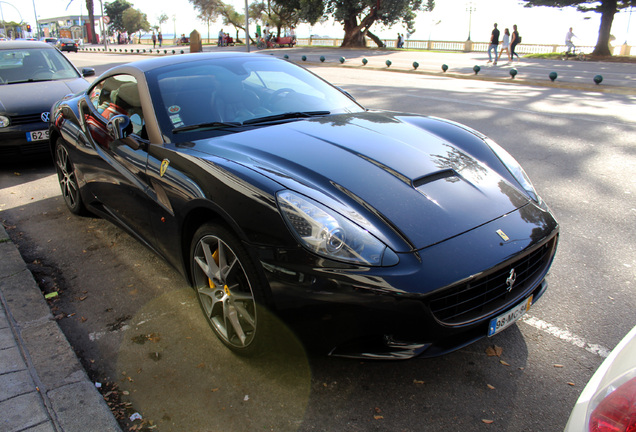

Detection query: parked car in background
(0, 41), (94, 159)
(56, 38), (78, 52)
(40, 37), (57, 45)
(565, 324), (636, 432)
(49, 52), (559, 359)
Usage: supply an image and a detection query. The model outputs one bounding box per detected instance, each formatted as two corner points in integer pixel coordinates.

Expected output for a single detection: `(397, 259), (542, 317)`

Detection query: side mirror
(82, 67), (96, 77)
(108, 114), (140, 150)
(108, 114), (132, 140)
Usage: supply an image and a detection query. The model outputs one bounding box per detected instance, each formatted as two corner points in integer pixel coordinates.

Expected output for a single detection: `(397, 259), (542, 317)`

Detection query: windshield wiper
(7, 78), (54, 84)
(172, 121), (242, 133)
(242, 111), (330, 125)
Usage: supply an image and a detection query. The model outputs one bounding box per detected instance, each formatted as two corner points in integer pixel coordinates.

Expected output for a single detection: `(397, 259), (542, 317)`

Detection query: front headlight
(277, 190), (399, 267)
(486, 138), (541, 203)
(0, 115), (10, 128)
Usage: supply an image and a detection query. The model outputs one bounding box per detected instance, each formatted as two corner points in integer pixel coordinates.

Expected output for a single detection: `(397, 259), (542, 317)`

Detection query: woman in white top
(497, 28), (512, 63)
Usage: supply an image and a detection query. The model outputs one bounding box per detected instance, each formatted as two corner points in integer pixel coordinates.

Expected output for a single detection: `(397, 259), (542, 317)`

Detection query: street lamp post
(466, 2), (476, 41)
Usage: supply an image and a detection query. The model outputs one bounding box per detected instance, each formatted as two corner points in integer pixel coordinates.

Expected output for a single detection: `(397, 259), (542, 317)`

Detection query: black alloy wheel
(191, 223), (268, 355)
(55, 138), (86, 215)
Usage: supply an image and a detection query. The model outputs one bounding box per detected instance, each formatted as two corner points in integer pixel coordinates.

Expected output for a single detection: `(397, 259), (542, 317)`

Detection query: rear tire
(190, 223), (270, 356)
(55, 138), (87, 215)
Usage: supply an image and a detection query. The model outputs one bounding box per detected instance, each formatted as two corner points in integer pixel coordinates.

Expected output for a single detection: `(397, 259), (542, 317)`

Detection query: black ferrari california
(0, 41), (94, 159)
(49, 52), (558, 359)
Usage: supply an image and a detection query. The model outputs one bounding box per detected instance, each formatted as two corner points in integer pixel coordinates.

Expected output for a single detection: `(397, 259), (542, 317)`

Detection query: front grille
(429, 236), (557, 325)
(10, 113), (48, 126)
(0, 141), (50, 157)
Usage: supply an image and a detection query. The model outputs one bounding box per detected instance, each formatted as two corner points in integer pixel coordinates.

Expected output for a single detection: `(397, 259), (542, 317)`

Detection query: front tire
(55, 138), (86, 215)
(190, 223), (269, 356)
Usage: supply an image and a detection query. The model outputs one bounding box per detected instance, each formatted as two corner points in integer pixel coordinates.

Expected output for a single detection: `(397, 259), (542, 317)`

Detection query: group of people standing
(151, 31), (163, 48)
(487, 23), (521, 65)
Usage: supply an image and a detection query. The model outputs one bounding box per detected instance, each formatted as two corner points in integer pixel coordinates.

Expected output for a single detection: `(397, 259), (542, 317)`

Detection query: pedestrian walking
(565, 27), (576, 54)
(510, 24), (521, 60)
(497, 28), (511, 63)
(158, 31), (162, 47)
(487, 23), (500, 65)
(151, 31), (156, 48)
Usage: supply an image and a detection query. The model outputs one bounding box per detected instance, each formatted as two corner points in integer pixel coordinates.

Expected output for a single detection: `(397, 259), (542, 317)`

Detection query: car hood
(0, 78), (87, 114)
(189, 111), (531, 251)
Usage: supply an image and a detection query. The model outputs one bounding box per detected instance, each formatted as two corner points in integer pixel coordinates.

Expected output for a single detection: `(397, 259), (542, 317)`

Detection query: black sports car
(56, 38), (79, 53)
(49, 52), (558, 359)
(0, 41), (94, 158)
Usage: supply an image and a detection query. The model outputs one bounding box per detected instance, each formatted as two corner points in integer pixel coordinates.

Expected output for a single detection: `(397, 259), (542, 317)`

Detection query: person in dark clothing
(487, 23), (500, 65)
(510, 24), (521, 60)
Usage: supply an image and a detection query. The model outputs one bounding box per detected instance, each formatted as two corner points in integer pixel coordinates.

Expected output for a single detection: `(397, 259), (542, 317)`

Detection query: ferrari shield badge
(160, 159), (170, 177)
(496, 229), (510, 242)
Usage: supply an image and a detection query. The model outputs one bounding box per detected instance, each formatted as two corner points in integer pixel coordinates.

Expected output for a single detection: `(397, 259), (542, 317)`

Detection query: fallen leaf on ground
(487, 384), (495, 390)
(482, 419), (494, 424)
(568, 382), (575, 386)
(500, 360), (510, 366)
(413, 379), (425, 385)
(486, 345), (503, 357)
(554, 364), (564, 368)
(373, 415), (384, 420)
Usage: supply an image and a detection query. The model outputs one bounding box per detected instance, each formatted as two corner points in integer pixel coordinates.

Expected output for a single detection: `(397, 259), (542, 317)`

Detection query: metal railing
(296, 37), (597, 55)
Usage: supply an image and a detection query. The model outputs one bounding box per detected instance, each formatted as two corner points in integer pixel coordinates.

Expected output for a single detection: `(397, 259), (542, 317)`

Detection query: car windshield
(0, 48), (80, 84)
(149, 55), (364, 135)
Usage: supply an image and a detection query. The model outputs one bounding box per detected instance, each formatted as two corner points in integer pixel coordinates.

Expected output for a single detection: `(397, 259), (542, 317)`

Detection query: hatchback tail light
(589, 377), (636, 432)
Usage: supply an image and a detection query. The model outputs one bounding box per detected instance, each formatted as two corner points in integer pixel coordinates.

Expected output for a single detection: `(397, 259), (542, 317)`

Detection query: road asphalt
(0, 44), (633, 432)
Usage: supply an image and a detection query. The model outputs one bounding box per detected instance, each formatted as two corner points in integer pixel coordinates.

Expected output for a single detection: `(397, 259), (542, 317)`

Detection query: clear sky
(12, 0), (636, 47)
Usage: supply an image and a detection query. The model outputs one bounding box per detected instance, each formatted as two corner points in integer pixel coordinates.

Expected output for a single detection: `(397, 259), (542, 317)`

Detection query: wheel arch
(49, 129), (62, 159)
(180, 205), (249, 286)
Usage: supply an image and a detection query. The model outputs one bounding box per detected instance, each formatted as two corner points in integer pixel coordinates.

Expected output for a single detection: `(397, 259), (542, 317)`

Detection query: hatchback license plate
(27, 130), (49, 142)
(488, 296), (533, 337)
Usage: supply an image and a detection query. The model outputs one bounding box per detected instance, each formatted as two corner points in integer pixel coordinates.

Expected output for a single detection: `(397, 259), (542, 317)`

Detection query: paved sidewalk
(0, 225), (121, 432)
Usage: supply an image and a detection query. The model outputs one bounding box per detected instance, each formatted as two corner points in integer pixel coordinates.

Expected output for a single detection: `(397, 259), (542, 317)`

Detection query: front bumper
(252, 204), (559, 359)
(0, 122), (51, 158)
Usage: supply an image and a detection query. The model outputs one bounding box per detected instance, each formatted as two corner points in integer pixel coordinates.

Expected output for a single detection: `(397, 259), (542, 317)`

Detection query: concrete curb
(0, 224), (121, 432)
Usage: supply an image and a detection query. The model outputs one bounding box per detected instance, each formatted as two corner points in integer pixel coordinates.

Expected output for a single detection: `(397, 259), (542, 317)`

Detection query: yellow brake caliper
(207, 249), (230, 296)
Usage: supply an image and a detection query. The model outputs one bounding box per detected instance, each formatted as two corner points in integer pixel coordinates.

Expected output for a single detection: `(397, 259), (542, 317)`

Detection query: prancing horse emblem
(160, 159), (170, 177)
(496, 229), (510, 242)
(506, 269), (517, 292)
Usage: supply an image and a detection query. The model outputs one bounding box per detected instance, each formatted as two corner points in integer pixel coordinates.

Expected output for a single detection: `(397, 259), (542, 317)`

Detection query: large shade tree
(189, 0), (322, 43)
(522, 0), (635, 56)
(122, 8), (151, 37)
(318, 0), (435, 47)
(252, 0), (324, 37)
(190, 0), (250, 42)
(105, 0), (134, 33)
